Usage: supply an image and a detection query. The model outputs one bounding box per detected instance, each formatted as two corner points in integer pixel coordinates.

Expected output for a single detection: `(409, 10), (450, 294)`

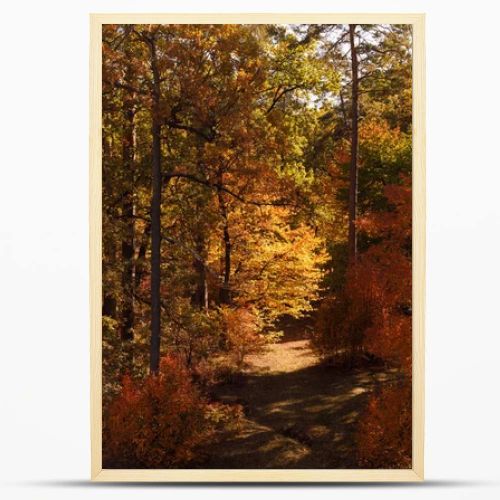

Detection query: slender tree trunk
(348, 24), (359, 263)
(149, 38), (162, 374)
(102, 289), (117, 318)
(102, 126), (117, 320)
(120, 72), (136, 372)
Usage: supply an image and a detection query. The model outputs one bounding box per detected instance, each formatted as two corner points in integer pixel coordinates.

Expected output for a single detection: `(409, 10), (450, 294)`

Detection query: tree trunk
(149, 37), (162, 374)
(348, 24), (359, 263)
(120, 68), (136, 372)
(102, 294), (117, 318)
(102, 121), (117, 320)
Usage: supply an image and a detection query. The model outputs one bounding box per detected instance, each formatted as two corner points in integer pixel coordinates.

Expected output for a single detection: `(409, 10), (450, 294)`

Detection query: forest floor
(203, 332), (400, 469)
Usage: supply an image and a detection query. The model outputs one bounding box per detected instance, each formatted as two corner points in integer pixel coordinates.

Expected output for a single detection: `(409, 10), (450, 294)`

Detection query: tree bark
(348, 24), (359, 263)
(102, 119), (117, 320)
(102, 293), (117, 318)
(149, 36), (162, 374)
(120, 59), (136, 372)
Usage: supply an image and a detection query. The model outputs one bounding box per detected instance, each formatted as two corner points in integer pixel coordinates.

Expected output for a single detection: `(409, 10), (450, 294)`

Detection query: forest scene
(101, 23), (413, 469)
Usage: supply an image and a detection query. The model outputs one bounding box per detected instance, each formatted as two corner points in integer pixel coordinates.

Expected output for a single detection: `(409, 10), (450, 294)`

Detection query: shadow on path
(203, 340), (401, 469)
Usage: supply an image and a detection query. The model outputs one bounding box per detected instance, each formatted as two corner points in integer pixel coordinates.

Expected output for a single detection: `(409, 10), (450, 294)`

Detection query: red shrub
(103, 354), (210, 468)
(354, 180), (412, 467)
(221, 305), (265, 368)
(313, 179), (412, 372)
(354, 179), (412, 372)
(356, 382), (412, 468)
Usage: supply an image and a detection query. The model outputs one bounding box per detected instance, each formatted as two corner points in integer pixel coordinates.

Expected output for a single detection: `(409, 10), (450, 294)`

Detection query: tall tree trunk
(149, 37), (162, 374)
(120, 64), (136, 372)
(348, 24), (359, 263)
(102, 125), (117, 320)
(218, 183), (231, 305)
(102, 293), (117, 318)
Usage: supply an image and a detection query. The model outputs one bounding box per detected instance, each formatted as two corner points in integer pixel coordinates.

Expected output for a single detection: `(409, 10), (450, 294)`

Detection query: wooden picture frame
(90, 13), (425, 482)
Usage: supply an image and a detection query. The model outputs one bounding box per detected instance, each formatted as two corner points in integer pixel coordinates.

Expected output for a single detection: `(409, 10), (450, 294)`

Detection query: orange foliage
(357, 382), (412, 469)
(314, 177), (411, 371)
(313, 291), (371, 362)
(312, 178), (412, 467)
(103, 355), (210, 468)
(354, 177), (412, 372)
(221, 305), (265, 368)
(353, 177), (412, 467)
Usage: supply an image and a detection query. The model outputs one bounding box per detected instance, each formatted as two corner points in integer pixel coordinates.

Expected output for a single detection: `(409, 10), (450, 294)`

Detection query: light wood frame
(90, 13), (425, 482)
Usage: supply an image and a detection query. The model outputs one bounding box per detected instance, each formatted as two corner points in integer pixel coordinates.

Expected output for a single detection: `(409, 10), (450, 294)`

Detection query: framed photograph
(90, 13), (425, 482)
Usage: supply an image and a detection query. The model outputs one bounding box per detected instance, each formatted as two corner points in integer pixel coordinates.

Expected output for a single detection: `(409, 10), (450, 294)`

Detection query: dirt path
(204, 339), (399, 469)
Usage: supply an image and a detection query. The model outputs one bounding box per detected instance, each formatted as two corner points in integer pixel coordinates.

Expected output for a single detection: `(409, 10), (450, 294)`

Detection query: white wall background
(1, 0), (499, 498)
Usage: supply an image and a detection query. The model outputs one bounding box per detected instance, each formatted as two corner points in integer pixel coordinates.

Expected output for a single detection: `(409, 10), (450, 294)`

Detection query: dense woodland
(102, 23), (412, 469)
